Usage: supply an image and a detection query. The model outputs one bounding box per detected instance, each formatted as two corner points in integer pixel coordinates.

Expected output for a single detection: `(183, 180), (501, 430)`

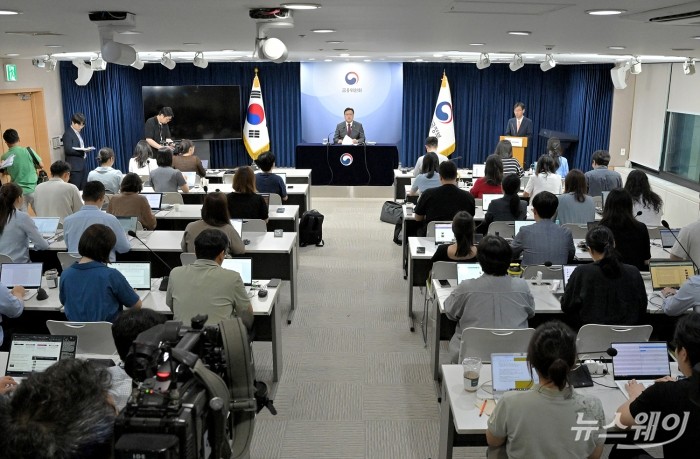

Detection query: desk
(155, 204), (299, 233)
(575, 239), (671, 262)
(394, 169), (474, 200)
(295, 143), (398, 186)
(206, 168), (312, 185)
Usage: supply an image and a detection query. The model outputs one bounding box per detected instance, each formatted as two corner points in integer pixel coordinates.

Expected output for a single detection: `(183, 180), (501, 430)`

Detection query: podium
(500, 136), (528, 167)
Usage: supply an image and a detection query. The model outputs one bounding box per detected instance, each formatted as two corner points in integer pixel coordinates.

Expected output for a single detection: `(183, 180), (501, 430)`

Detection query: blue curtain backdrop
(401, 63), (614, 171)
(59, 61), (301, 170)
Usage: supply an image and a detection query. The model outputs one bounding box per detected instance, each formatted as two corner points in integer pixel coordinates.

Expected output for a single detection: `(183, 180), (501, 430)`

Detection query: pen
(479, 399), (487, 417)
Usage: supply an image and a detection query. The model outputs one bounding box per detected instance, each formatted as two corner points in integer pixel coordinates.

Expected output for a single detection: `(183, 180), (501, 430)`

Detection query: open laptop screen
(1, 262), (43, 289)
(491, 353), (538, 392)
(110, 262), (151, 290)
(32, 217), (60, 236)
(141, 193), (163, 210)
(230, 219), (243, 236)
(482, 194), (503, 211)
(116, 216), (138, 234)
(182, 171), (197, 188)
(612, 342), (670, 380)
(434, 223), (455, 245)
(457, 263), (483, 284)
(601, 190), (610, 208)
(221, 258), (253, 285)
(562, 265), (577, 288)
(5, 334), (77, 378)
(275, 173), (287, 185)
(649, 261), (695, 290)
(660, 229), (681, 248)
(201, 159), (209, 169)
(471, 164), (486, 178)
(514, 220), (535, 235)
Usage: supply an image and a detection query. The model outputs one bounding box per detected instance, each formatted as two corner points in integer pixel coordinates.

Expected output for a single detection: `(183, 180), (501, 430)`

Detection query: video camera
(113, 315), (270, 459)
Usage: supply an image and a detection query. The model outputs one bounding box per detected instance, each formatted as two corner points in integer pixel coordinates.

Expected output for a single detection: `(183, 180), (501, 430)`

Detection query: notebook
(612, 342), (670, 398)
(142, 192), (163, 211)
(110, 261), (152, 300)
(562, 265), (577, 288)
(491, 353), (539, 400)
(660, 229), (681, 248)
(1, 262), (43, 299)
(230, 219), (243, 236)
(471, 164), (486, 178)
(649, 261), (696, 290)
(116, 216), (138, 234)
(221, 257), (253, 292)
(182, 171), (198, 187)
(481, 194), (503, 212)
(5, 334), (77, 381)
(434, 222), (455, 245)
(457, 263), (483, 284)
(514, 220), (535, 235)
(32, 217), (60, 238)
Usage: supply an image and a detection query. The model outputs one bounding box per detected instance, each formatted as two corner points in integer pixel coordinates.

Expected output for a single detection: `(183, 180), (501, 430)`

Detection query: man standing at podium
(333, 107), (365, 144)
(505, 102), (532, 142)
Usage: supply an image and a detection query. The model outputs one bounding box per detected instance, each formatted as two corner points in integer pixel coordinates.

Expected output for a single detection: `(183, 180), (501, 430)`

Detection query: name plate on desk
(503, 136), (523, 147)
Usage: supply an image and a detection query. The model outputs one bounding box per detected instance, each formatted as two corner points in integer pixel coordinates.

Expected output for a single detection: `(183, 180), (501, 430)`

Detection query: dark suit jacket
(505, 116), (533, 141)
(62, 128), (85, 172)
(333, 121), (365, 144)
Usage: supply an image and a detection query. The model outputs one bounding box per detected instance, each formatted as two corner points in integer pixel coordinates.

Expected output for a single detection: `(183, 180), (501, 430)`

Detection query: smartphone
(267, 278), (281, 288)
(276, 207), (285, 213)
(438, 279), (450, 287)
(416, 246), (425, 254)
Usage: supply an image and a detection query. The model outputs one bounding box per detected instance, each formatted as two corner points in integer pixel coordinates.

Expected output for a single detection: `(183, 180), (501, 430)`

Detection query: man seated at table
(670, 194), (700, 265)
(444, 235), (535, 363)
(167, 229), (253, 329)
(511, 191), (575, 266)
(0, 359), (117, 459)
(32, 160), (83, 222)
(413, 136), (448, 176)
(584, 150), (622, 198)
(64, 181), (131, 262)
(254, 151), (287, 202)
(413, 161), (475, 236)
(661, 273), (700, 316)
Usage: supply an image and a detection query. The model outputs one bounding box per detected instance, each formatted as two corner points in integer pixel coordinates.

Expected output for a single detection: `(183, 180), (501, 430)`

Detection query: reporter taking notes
(333, 107), (365, 145)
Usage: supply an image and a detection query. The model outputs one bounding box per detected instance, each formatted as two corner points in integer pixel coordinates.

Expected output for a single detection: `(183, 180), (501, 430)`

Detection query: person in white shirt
(413, 136), (448, 176)
(128, 140), (158, 176)
(623, 169), (663, 226)
(522, 154), (562, 200)
(32, 160), (83, 223)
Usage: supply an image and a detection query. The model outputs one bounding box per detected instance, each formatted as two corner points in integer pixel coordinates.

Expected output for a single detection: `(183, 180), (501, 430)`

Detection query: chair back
(562, 223), (588, 239)
(522, 264), (563, 281)
(487, 221), (515, 238)
(242, 219), (267, 233)
(459, 327), (535, 363)
(0, 254), (13, 264)
(162, 192), (184, 205)
(647, 226), (661, 239)
(180, 252), (197, 266)
(46, 320), (117, 355)
(576, 324), (653, 360)
(268, 193), (282, 206)
(57, 252), (80, 271)
(426, 220), (452, 238)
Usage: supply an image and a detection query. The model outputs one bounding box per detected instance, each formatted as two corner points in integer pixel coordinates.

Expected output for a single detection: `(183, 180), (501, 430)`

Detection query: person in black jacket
(61, 112), (89, 190)
(599, 188), (651, 271)
(479, 174), (527, 234)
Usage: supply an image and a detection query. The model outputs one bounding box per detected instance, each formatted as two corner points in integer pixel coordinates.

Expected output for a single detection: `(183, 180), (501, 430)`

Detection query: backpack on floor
(299, 209), (324, 247)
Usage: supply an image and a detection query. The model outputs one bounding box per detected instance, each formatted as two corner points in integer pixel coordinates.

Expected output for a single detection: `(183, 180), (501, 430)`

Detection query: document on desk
(341, 135), (354, 145)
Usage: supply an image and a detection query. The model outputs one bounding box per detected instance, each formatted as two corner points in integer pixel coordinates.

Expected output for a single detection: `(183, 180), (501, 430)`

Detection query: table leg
(271, 294), (282, 382)
(407, 251), (415, 332)
(438, 382), (455, 459)
(287, 242), (298, 325)
(402, 218), (408, 279)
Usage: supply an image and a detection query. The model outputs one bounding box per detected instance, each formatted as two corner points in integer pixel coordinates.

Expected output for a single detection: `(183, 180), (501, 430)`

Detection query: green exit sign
(5, 64), (17, 82)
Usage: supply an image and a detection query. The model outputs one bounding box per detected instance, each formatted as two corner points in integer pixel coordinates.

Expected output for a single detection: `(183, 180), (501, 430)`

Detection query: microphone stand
(128, 230), (173, 291)
(326, 131), (334, 185)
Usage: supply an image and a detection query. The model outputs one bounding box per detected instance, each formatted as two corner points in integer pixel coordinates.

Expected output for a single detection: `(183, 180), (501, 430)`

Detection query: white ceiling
(1, 0), (699, 65)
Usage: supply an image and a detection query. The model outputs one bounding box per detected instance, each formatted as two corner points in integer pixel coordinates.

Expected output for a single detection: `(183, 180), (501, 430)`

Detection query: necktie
(516, 119), (521, 133)
(347, 123), (351, 137)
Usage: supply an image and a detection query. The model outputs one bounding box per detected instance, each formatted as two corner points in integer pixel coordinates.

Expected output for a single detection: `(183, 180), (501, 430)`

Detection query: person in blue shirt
(0, 183), (49, 262)
(60, 223), (141, 322)
(63, 181), (131, 262)
(662, 275), (700, 316)
(0, 280), (24, 348)
(254, 151), (287, 201)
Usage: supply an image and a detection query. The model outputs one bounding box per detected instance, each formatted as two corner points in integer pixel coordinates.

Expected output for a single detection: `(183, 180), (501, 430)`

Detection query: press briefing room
(1, 1), (700, 458)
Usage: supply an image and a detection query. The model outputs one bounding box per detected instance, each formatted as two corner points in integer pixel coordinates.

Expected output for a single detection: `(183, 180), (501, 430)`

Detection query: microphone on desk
(327, 131), (334, 145)
(128, 230), (173, 291)
(661, 220), (698, 271)
(577, 347), (618, 359)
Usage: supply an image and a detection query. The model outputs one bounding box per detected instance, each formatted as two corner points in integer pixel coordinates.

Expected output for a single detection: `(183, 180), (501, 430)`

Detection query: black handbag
(27, 147), (48, 184)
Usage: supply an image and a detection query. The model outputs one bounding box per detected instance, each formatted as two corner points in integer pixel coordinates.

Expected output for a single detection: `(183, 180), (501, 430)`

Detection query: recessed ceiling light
(364, 59), (371, 62)
(693, 36), (700, 40)
(45, 45), (62, 48)
(0, 10), (20, 15)
(183, 42), (201, 46)
(324, 58), (332, 62)
(415, 58), (424, 62)
(221, 49), (235, 52)
(608, 46), (626, 50)
(469, 43), (485, 46)
(340, 53), (349, 57)
(308, 58), (315, 60)
(118, 30), (141, 35)
(312, 29), (335, 33)
(433, 54), (444, 58)
(281, 3), (321, 9)
(586, 9), (626, 15)
(673, 48), (694, 51)
(508, 31), (531, 36)
(5, 53), (19, 57)
(326, 40), (343, 44)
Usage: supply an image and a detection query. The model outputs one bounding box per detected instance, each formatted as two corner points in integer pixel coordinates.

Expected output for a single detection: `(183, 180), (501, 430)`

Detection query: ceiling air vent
(623, 2), (700, 25)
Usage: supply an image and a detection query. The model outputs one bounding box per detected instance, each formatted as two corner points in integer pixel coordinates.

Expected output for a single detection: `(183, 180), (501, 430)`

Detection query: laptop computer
(457, 263), (483, 284)
(612, 342), (671, 399)
(182, 171), (198, 188)
(562, 265), (577, 288)
(221, 258), (253, 293)
(5, 334), (77, 382)
(201, 159), (209, 169)
(514, 220), (535, 235)
(1, 262), (43, 300)
(230, 219), (243, 236)
(491, 353), (539, 400)
(110, 261), (152, 300)
(434, 222), (455, 245)
(32, 217), (60, 238)
(649, 261), (696, 290)
(116, 216), (138, 234)
(471, 164), (486, 178)
(275, 172), (287, 186)
(660, 229), (681, 248)
(601, 190), (610, 208)
(481, 194), (503, 212)
(142, 192), (163, 211)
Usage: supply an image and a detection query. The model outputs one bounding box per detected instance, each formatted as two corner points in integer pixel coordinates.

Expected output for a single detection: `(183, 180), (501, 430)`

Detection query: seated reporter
(469, 154), (503, 199)
(181, 192), (245, 255)
(0, 359), (116, 459)
(560, 225), (647, 327)
(60, 224), (141, 322)
(254, 151), (288, 201)
(599, 188), (651, 271)
(227, 166), (268, 223)
(87, 147), (123, 194)
(661, 273), (700, 316)
(107, 172), (157, 230)
(478, 173), (527, 234)
(407, 151), (441, 196)
(487, 321), (605, 459)
(172, 139), (206, 177)
(149, 148), (189, 193)
(444, 235), (534, 363)
(430, 211), (478, 264)
(0, 183), (49, 263)
(167, 229), (253, 328)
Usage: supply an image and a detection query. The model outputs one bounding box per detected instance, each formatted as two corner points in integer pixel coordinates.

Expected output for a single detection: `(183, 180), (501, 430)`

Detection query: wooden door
(0, 89), (50, 165)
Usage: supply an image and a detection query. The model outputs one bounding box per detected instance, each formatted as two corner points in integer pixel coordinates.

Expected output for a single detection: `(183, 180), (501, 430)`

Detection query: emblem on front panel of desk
(340, 153), (353, 166)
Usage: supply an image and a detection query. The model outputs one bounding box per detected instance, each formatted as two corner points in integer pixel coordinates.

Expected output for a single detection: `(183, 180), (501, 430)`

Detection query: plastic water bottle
(398, 161), (402, 170)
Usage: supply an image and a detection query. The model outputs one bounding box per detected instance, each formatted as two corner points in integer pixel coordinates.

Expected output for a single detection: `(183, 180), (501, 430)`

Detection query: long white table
(155, 204), (300, 233)
(206, 168), (312, 185)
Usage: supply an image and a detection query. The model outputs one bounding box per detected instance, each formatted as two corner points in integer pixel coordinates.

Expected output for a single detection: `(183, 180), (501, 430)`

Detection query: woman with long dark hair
(523, 154), (562, 199)
(556, 169), (595, 224)
(624, 169), (663, 226)
(172, 139), (206, 177)
(227, 166), (268, 222)
(408, 152), (441, 195)
(599, 188), (651, 270)
(0, 183), (49, 263)
(128, 140), (156, 176)
(470, 154), (503, 199)
(430, 211), (478, 263)
(561, 225), (647, 327)
(487, 321), (605, 459)
(181, 192), (244, 254)
(479, 174), (527, 234)
(494, 140), (523, 177)
(547, 137), (569, 177)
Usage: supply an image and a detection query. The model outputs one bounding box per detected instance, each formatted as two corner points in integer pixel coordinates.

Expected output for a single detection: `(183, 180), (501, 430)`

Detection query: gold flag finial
(254, 67), (259, 75)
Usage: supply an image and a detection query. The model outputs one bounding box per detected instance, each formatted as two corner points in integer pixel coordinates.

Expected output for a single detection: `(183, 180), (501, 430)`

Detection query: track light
(72, 58), (94, 86)
(258, 37), (288, 63)
(610, 62), (631, 89)
(90, 54), (107, 71)
(101, 40), (137, 66)
(629, 56), (642, 75)
(131, 55), (144, 70)
(540, 54), (556, 72)
(161, 52), (176, 70)
(475, 53), (491, 70)
(509, 53), (524, 71)
(193, 52), (208, 69)
(683, 58), (695, 75)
